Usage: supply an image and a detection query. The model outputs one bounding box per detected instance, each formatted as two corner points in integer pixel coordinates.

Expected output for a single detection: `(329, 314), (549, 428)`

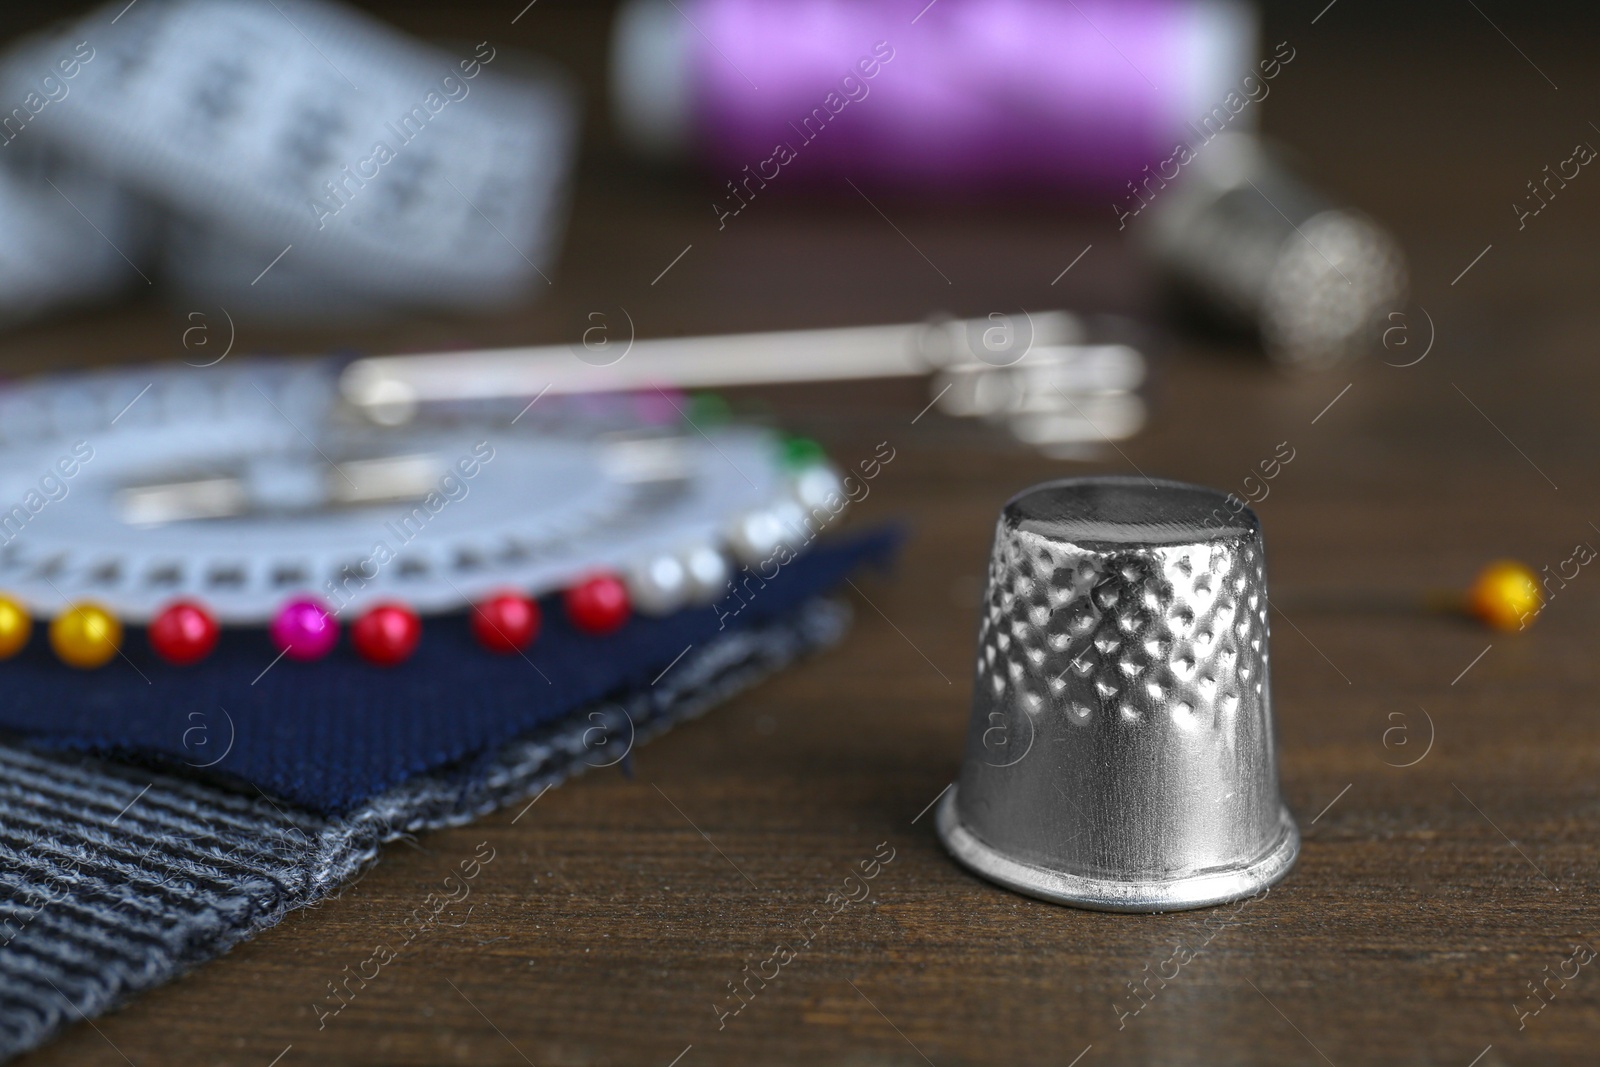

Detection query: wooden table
(15, 5), (1600, 1065)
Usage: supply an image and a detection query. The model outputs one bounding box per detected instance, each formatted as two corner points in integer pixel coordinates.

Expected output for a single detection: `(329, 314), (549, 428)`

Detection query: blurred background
(0, 0), (1583, 391)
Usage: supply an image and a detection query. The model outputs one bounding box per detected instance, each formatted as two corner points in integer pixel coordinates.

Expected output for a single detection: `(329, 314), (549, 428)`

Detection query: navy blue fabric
(0, 529), (899, 815)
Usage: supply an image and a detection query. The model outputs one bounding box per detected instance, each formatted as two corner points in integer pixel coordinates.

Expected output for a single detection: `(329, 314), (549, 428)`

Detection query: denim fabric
(0, 596), (852, 1061)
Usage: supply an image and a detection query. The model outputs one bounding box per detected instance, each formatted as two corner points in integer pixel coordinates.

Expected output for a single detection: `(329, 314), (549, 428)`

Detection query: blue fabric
(0, 529), (899, 815)
(0, 599), (852, 1063)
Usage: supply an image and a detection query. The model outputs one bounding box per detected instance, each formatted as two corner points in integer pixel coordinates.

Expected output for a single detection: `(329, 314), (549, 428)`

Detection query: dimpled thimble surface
(937, 476), (1298, 911)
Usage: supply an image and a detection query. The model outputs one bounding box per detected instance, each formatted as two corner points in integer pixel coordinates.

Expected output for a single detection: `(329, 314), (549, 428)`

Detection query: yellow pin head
(1467, 560), (1542, 632)
(50, 602), (123, 669)
(0, 596), (30, 659)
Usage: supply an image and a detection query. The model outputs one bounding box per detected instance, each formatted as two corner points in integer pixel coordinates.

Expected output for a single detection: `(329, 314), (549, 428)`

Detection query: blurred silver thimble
(937, 476), (1298, 911)
(1142, 132), (1407, 369)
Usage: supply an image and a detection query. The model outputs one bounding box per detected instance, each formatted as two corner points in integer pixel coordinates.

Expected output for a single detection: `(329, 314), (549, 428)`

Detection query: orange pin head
(1467, 560), (1542, 632)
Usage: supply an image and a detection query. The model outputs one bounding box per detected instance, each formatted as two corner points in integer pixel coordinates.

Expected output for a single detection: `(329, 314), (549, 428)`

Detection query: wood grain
(13, 5), (1600, 1065)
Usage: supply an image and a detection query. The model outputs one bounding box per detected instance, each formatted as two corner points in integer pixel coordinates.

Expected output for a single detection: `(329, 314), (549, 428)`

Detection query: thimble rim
(1002, 475), (1258, 547)
(936, 785), (1298, 913)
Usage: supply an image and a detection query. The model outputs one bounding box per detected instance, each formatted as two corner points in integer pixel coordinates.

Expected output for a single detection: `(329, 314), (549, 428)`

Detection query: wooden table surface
(14, 4), (1600, 1065)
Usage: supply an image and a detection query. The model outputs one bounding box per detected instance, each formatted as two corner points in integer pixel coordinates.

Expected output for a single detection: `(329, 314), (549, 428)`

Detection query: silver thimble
(1142, 132), (1407, 369)
(937, 477), (1298, 911)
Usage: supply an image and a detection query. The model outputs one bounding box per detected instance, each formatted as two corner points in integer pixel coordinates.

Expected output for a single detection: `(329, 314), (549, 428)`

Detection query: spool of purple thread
(612, 0), (1257, 195)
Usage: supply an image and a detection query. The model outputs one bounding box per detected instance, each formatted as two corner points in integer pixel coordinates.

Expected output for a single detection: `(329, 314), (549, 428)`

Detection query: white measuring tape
(0, 0), (576, 317)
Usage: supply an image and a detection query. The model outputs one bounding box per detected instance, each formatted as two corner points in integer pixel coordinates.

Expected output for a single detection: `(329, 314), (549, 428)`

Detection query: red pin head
(148, 599), (220, 666)
(565, 573), (631, 635)
(472, 592), (540, 653)
(352, 603), (423, 666)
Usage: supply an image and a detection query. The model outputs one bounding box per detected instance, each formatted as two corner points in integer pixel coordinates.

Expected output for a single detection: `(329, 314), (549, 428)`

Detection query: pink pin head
(270, 597), (340, 661)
